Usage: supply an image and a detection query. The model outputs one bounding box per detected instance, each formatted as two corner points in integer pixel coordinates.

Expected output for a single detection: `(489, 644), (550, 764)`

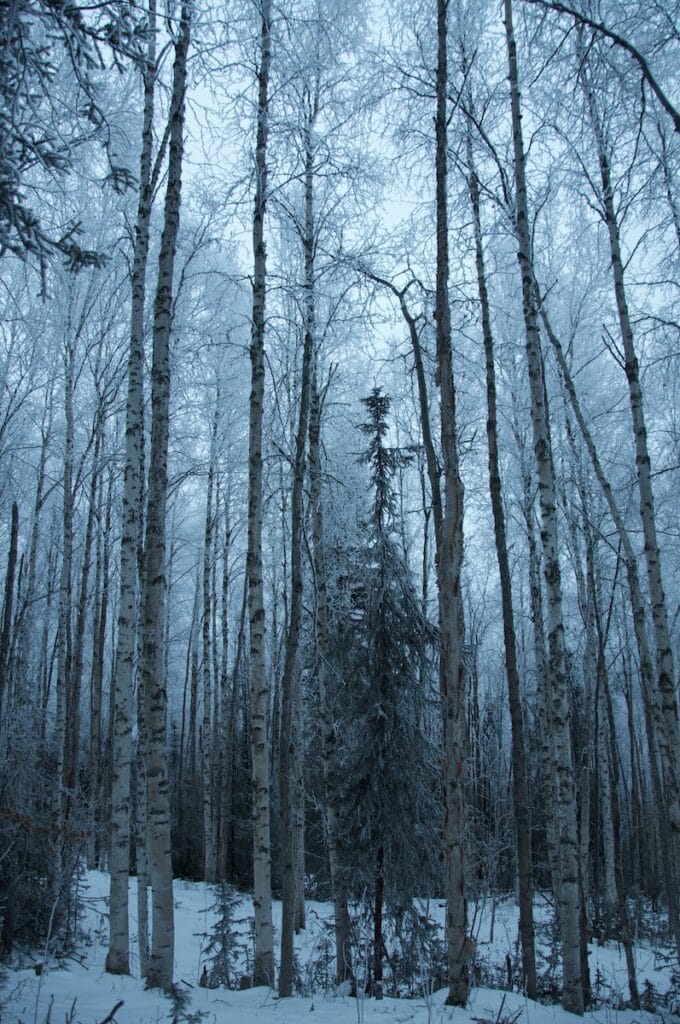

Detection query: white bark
(247, 0), (274, 988)
(293, 662), (306, 935)
(597, 665), (618, 921)
(504, 0), (583, 1010)
(107, 0), (158, 975)
(140, 1), (191, 989)
(54, 330), (75, 840)
(468, 127), (537, 998)
(218, 498), (233, 879)
(66, 409), (101, 798)
(279, 95), (316, 999)
(88, 463), (112, 868)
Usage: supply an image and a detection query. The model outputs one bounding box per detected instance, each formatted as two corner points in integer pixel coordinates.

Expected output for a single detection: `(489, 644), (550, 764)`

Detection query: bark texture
(202, 403), (219, 883)
(504, 0), (583, 1010)
(278, 99), (316, 998)
(140, 1), (191, 990)
(107, 0), (158, 975)
(468, 133), (537, 1000)
(247, 0), (275, 988)
(436, 0), (468, 1005)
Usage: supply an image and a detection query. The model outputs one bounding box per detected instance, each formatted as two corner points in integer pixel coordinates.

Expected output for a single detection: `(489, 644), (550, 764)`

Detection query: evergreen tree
(202, 882), (245, 990)
(334, 388), (440, 996)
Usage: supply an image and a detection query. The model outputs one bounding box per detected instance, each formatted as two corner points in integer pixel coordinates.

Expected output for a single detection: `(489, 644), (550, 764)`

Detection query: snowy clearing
(0, 872), (673, 1024)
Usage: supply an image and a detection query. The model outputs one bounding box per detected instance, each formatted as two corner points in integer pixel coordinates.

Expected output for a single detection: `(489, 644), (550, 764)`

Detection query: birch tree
(246, 0), (275, 988)
(202, 401), (219, 883)
(504, 0), (583, 1010)
(435, 0), (469, 1004)
(139, 0), (191, 989)
(277, 100), (316, 997)
(107, 0), (160, 974)
(466, 123), (537, 999)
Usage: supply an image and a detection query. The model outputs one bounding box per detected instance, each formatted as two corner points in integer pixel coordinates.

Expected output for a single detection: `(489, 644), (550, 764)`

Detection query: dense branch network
(519, 0), (680, 132)
(0, 0), (144, 273)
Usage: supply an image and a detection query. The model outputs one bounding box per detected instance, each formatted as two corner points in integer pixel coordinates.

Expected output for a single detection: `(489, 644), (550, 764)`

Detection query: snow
(0, 872), (673, 1024)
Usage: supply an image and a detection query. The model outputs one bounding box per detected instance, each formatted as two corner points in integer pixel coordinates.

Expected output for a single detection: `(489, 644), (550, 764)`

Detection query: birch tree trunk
(565, 475), (613, 941)
(436, 0), (468, 1005)
(247, 0), (274, 988)
(202, 402), (219, 883)
(65, 413), (102, 800)
(559, 446), (595, 985)
(217, 509), (236, 879)
(595, 628), (618, 928)
(140, 1), (191, 989)
(293, 665), (305, 934)
(89, 462), (113, 868)
(517, 451), (560, 901)
(107, 0), (158, 975)
(136, 710), (151, 977)
(504, 0), (583, 1010)
(88, 469), (104, 868)
(222, 575), (248, 879)
(623, 655), (644, 904)
(467, 132), (537, 1000)
(278, 97), (317, 999)
(600, 642), (640, 1009)
(54, 332), (75, 837)
(210, 505), (221, 864)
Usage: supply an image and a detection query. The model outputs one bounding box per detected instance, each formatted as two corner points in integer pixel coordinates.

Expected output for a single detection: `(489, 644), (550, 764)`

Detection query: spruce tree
(335, 388), (440, 996)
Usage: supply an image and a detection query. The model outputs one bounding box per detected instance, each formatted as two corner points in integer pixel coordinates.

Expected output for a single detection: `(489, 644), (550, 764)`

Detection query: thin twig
(98, 1000), (124, 1024)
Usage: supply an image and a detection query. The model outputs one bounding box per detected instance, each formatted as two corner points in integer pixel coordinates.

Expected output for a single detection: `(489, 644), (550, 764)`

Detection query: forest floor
(0, 871), (676, 1024)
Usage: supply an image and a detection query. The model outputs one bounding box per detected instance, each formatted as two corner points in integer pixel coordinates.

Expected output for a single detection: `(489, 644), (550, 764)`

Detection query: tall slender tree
(504, 0), (583, 1011)
(247, 0), (275, 988)
(140, 0), (191, 990)
(278, 84), (317, 999)
(107, 0), (160, 975)
(466, 123), (537, 999)
(202, 401), (219, 883)
(435, 0), (469, 1005)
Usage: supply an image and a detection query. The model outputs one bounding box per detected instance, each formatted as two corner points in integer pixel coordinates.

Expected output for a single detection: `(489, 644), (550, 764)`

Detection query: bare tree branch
(519, 0), (680, 133)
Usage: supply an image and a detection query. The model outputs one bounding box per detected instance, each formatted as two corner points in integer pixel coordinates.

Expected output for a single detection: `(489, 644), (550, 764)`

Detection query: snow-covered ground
(0, 871), (673, 1024)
